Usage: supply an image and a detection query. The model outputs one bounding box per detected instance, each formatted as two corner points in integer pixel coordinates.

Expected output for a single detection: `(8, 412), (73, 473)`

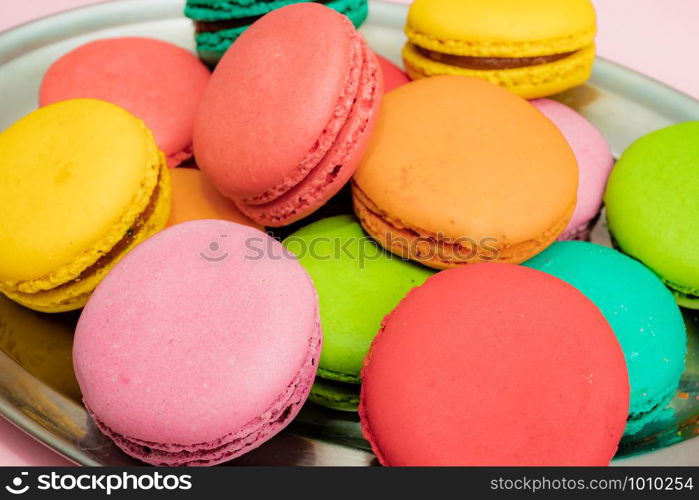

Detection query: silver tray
(0, 0), (698, 466)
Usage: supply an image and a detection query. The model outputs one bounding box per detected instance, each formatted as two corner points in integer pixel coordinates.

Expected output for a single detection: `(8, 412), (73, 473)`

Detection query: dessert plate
(0, 0), (697, 466)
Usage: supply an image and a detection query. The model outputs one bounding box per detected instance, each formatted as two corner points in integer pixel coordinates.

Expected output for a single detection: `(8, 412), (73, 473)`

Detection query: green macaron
(525, 241), (687, 435)
(284, 215), (434, 411)
(604, 121), (699, 308)
(185, 0), (369, 66)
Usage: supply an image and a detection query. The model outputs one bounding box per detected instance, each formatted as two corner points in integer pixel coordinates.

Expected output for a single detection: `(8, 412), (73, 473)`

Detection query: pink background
(0, 0), (697, 465)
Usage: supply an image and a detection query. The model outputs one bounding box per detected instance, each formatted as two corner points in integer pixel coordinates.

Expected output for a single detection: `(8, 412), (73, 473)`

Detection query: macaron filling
(236, 38), (380, 225)
(411, 45), (578, 70)
(353, 184), (574, 267)
(88, 325), (321, 466)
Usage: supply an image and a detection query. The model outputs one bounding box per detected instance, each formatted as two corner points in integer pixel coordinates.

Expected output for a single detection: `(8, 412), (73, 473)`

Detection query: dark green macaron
(186, 0), (369, 66)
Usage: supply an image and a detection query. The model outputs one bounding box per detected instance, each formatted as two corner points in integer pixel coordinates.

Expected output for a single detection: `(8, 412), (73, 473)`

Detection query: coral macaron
(0, 99), (170, 313)
(73, 220), (321, 466)
(360, 263), (629, 465)
(403, 0), (597, 98)
(194, 3), (382, 227)
(40, 37), (210, 167)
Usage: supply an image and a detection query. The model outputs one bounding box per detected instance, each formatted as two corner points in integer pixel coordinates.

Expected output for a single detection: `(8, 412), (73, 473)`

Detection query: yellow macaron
(403, 0), (597, 98)
(0, 99), (171, 312)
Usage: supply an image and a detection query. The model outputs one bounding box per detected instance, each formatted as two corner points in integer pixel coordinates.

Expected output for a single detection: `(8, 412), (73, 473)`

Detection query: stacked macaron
(0, 0), (695, 468)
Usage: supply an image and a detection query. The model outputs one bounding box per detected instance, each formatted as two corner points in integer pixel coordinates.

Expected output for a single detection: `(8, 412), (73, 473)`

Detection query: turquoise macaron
(524, 241), (686, 436)
(185, 0), (369, 66)
(283, 215), (434, 411)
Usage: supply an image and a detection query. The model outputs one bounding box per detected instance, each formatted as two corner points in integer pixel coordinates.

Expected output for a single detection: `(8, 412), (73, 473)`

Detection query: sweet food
(352, 76), (577, 269)
(359, 263), (629, 465)
(402, 0), (597, 98)
(525, 241), (687, 435)
(167, 168), (262, 230)
(284, 215), (433, 411)
(0, 99), (171, 313)
(531, 99), (614, 240)
(194, 3), (382, 227)
(39, 37), (210, 167)
(73, 220), (321, 466)
(186, 0), (368, 66)
(376, 55), (409, 92)
(604, 121), (699, 308)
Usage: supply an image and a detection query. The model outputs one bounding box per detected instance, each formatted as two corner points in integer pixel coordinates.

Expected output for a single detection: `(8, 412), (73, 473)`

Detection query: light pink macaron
(40, 37), (210, 167)
(73, 220), (321, 466)
(193, 4), (382, 227)
(531, 99), (614, 241)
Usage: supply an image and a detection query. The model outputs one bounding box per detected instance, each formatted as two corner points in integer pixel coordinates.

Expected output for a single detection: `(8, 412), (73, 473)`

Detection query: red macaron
(193, 3), (382, 227)
(359, 263), (630, 466)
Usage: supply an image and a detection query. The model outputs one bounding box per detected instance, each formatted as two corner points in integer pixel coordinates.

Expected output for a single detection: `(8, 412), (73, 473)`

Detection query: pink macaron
(376, 54), (409, 92)
(531, 99), (614, 240)
(40, 37), (210, 167)
(193, 3), (382, 227)
(73, 220), (321, 466)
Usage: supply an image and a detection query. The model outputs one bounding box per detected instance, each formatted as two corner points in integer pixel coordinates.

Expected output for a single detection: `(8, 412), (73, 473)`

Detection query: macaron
(0, 99), (171, 313)
(531, 99), (614, 241)
(194, 3), (382, 227)
(73, 220), (321, 466)
(604, 122), (699, 308)
(186, 0), (368, 66)
(39, 37), (210, 167)
(359, 263), (629, 465)
(167, 168), (262, 230)
(402, 0), (597, 98)
(283, 215), (434, 411)
(525, 241), (687, 435)
(353, 76), (577, 269)
(376, 55), (409, 92)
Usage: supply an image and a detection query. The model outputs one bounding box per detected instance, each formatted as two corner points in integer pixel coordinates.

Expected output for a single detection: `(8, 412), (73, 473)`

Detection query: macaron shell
(406, 0), (596, 57)
(524, 241), (686, 435)
(167, 168), (262, 230)
(0, 99), (164, 296)
(353, 76), (577, 259)
(360, 263), (629, 465)
(531, 99), (613, 240)
(604, 121), (699, 303)
(40, 37), (210, 166)
(74, 221), (319, 448)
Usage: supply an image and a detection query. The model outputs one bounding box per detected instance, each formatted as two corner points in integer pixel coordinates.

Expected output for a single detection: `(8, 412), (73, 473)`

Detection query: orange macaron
(168, 168), (263, 230)
(352, 75), (578, 269)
